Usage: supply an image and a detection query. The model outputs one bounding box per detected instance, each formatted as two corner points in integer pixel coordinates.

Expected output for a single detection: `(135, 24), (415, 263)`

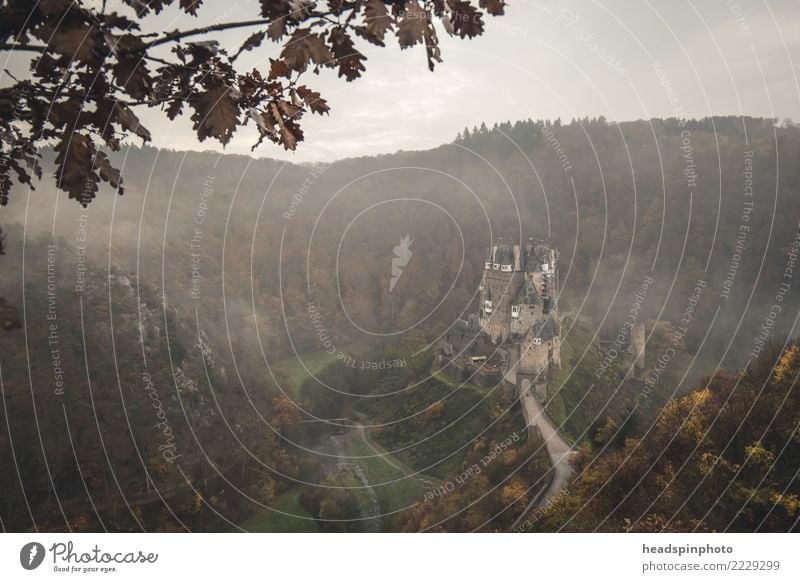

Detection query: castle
(480, 238), (561, 376)
(441, 238), (561, 398)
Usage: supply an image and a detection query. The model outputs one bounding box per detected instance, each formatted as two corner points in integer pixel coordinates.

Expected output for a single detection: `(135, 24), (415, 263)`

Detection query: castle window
(485, 261), (492, 270)
(501, 264), (513, 272)
(511, 305), (519, 318)
(493, 263), (500, 270)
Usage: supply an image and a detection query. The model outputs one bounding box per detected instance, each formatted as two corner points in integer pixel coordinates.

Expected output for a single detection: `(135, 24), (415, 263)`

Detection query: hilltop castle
(480, 239), (561, 375)
(441, 238), (561, 398)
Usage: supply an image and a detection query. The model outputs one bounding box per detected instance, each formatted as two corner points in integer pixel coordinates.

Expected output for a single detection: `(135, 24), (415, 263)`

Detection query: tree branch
(143, 11), (339, 50)
(0, 43), (47, 52)
(142, 19), (274, 49)
(1, 20), (276, 54)
(3, 13), (341, 56)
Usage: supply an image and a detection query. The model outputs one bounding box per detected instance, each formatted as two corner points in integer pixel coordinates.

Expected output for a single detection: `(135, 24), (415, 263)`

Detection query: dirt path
(503, 351), (574, 510)
(518, 383), (574, 503)
(354, 425), (406, 473)
(508, 377), (575, 530)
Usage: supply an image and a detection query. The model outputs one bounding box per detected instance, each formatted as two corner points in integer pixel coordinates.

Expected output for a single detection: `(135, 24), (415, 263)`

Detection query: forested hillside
(0, 227), (314, 531)
(2, 116), (799, 532)
(530, 344), (800, 532)
(7, 117), (797, 365)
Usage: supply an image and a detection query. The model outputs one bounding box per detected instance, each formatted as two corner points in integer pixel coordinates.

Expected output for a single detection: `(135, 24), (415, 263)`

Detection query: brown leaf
(189, 83), (239, 145)
(280, 28), (333, 73)
(423, 21), (442, 71)
(360, 0), (393, 45)
(93, 99), (117, 144)
(94, 151), (123, 194)
(165, 98), (184, 120)
(113, 32), (146, 53)
(35, 21), (101, 66)
(54, 133), (98, 205)
(276, 99), (301, 119)
(328, 0), (345, 14)
(279, 119), (303, 151)
(113, 53), (152, 100)
(269, 102), (304, 151)
(103, 12), (140, 31)
(234, 30), (267, 60)
(48, 99), (82, 127)
(38, 0), (71, 17)
(397, 1), (427, 48)
(187, 41), (220, 62)
(115, 103), (152, 141)
(296, 85), (330, 115)
(249, 107), (276, 136)
(0, 148), (41, 206)
(268, 58), (292, 80)
(480, 0), (506, 16)
(179, 0), (203, 15)
(267, 18), (287, 41)
(128, 0), (171, 15)
(448, 0), (484, 38)
(329, 27), (366, 81)
(0, 175), (9, 207)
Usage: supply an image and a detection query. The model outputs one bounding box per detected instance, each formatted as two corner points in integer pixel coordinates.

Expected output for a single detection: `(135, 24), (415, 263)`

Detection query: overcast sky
(46, 1), (800, 162)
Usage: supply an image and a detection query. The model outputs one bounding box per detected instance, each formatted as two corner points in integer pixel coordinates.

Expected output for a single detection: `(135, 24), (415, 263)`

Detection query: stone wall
(440, 355), (503, 387)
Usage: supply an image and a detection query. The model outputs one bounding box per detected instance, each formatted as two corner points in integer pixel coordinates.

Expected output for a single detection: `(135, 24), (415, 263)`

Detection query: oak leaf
(397, 1), (427, 48)
(280, 29), (333, 73)
(189, 83), (239, 145)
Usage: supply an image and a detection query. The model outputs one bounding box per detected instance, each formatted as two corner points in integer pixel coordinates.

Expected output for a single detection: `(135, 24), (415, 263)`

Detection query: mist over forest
(6, 116), (799, 360)
(2, 116), (800, 532)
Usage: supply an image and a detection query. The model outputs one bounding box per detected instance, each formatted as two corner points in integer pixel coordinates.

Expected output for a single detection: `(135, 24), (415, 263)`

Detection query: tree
(0, 0), (507, 207)
(0, 225), (20, 330)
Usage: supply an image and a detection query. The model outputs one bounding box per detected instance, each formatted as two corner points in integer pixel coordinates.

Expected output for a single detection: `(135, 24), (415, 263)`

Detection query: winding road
(518, 379), (574, 506)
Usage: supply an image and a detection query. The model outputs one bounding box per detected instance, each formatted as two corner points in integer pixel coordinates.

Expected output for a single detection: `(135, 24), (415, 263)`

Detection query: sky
(12, 0), (800, 162)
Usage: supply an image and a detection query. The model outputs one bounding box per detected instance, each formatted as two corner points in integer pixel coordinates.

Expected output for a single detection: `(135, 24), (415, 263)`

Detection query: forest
(1, 116), (799, 531)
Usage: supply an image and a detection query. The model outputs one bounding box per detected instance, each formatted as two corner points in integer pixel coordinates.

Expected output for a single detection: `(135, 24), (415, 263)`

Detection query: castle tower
(629, 322), (645, 372)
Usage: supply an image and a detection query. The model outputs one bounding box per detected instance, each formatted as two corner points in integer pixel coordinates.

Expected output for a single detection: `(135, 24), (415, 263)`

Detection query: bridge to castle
(517, 378), (574, 504)
(502, 353), (574, 523)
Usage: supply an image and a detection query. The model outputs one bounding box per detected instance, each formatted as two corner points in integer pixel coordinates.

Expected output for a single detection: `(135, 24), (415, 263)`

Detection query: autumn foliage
(532, 344), (800, 532)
